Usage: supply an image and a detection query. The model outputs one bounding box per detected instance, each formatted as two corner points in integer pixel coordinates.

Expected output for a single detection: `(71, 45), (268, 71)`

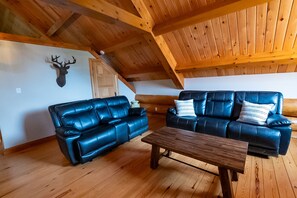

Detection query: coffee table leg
(231, 170), (238, 181)
(164, 150), (172, 157)
(218, 167), (234, 198)
(150, 144), (160, 169)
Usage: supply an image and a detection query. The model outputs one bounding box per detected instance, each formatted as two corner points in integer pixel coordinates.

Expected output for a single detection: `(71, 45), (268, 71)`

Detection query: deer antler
(51, 55), (63, 68)
(64, 56), (76, 67)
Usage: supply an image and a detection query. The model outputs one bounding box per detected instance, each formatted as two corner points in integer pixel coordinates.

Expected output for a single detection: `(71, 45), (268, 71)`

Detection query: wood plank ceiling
(0, 0), (296, 89)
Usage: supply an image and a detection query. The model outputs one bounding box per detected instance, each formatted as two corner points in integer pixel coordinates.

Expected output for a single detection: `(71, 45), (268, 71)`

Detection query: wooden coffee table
(141, 127), (248, 198)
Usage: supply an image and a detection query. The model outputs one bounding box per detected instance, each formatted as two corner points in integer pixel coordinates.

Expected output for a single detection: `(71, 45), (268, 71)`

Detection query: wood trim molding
(0, 32), (91, 51)
(3, 135), (56, 155)
(153, 0), (272, 36)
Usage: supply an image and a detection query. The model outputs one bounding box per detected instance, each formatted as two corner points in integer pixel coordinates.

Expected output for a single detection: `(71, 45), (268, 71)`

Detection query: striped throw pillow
(174, 99), (196, 117)
(237, 100), (274, 125)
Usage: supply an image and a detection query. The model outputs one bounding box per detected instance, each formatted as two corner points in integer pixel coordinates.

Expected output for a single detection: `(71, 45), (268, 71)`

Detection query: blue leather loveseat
(49, 96), (148, 165)
(167, 91), (292, 156)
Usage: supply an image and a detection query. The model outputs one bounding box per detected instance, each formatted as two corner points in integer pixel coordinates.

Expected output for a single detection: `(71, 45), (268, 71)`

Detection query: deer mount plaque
(50, 55), (76, 87)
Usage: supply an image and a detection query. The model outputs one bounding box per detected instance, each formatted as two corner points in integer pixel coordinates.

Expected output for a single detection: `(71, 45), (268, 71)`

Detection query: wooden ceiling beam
(41, 0), (151, 33)
(46, 12), (79, 36)
(131, 0), (184, 89)
(176, 51), (297, 72)
(153, 0), (271, 36)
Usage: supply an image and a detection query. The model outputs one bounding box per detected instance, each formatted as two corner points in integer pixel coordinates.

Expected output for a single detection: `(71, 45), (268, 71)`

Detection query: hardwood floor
(1, 117), (297, 198)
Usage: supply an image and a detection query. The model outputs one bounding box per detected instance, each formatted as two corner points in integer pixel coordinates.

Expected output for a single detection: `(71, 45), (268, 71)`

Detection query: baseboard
(3, 135), (56, 155)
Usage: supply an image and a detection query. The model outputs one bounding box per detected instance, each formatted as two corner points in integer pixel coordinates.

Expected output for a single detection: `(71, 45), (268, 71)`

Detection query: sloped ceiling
(0, 0), (296, 89)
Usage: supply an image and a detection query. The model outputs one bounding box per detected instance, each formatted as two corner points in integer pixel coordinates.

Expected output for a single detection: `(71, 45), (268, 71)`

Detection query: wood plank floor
(1, 117), (297, 198)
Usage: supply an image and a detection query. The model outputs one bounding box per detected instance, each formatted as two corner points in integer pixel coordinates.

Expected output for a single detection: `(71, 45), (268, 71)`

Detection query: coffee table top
(141, 127), (248, 173)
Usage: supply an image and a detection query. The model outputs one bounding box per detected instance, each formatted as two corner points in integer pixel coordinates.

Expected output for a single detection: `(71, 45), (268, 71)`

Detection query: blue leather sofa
(167, 91), (292, 156)
(49, 96), (148, 165)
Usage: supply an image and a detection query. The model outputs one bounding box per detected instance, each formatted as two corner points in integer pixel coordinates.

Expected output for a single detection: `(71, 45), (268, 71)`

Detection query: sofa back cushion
(233, 91), (283, 119)
(205, 91), (235, 118)
(55, 101), (99, 131)
(179, 91), (208, 115)
(105, 96), (130, 119)
(48, 100), (87, 128)
(91, 98), (112, 120)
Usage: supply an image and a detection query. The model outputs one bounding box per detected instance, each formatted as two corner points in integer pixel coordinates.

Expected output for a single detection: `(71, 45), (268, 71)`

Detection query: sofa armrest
(167, 107), (177, 115)
(269, 125), (292, 155)
(101, 118), (121, 124)
(267, 114), (291, 127)
(129, 107), (146, 116)
(56, 127), (81, 137)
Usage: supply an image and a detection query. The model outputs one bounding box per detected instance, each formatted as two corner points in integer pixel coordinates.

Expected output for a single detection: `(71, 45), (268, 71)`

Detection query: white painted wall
(118, 80), (135, 103)
(0, 40), (135, 149)
(134, 73), (297, 98)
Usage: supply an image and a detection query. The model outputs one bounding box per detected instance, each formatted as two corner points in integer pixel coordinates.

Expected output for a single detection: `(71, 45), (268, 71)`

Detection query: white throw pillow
(237, 100), (274, 125)
(174, 99), (196, 117)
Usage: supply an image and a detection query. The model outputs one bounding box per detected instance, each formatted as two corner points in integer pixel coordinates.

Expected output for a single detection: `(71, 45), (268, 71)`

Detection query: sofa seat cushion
(77, 125), (116, 156)
(166, 114), (198, 131)
(121, 115), (148, 134)
(228, 121), (281, 151)
(195, 117), (230, 137)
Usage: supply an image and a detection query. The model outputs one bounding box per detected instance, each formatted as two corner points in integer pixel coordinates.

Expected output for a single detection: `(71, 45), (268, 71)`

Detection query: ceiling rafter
(176, 51), (297, 72)
(41, 0), (151, 33)
(131, 0), (184, 89)
(46, 12), (80, 36)
(153, 0), (272, 36)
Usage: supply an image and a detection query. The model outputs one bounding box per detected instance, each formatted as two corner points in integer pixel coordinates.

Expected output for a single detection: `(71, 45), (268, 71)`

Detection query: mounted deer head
(51, 55), (76, 87)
